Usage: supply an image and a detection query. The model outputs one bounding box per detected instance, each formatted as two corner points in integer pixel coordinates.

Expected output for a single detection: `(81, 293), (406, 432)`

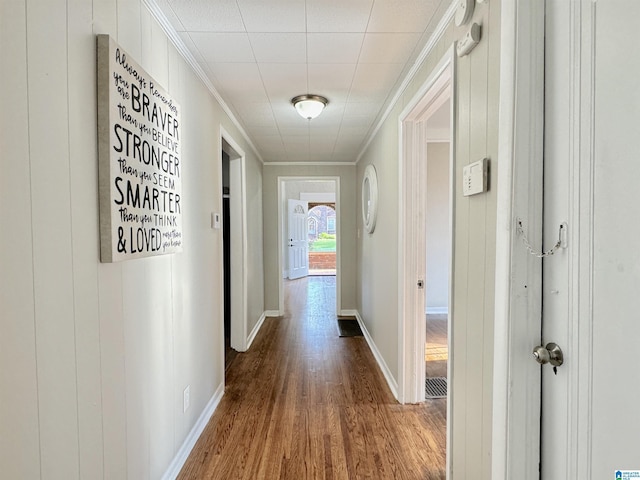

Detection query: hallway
(178, 276), (446, 479)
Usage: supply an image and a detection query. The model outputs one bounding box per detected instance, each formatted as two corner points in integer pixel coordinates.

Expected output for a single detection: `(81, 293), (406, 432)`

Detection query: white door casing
(287, 199), (308, 280)
(222, 128), (249, 353)
(492, 0), (545, 478)
(398, 48), (455, 405)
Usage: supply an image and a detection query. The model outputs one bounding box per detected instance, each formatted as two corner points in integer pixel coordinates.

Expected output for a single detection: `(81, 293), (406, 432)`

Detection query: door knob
(532, 342), (563, 367)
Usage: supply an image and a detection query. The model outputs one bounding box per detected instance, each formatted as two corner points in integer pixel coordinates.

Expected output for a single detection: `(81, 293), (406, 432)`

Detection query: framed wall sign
(97, 34), (182, 262)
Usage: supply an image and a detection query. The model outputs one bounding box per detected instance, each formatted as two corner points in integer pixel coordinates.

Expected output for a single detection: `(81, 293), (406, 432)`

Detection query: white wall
(426, 142), (450, 313)
(356, 1), (501, 478)
(0, 1), (263, 478)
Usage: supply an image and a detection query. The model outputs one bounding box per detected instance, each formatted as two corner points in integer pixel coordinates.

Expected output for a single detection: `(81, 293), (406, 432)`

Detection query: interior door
(287, 199), (308, 280)
(542, 1), (640, 477)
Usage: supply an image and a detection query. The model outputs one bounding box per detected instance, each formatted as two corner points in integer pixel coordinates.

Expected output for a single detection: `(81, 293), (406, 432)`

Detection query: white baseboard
(162, 382), (225, 480)
(353, 311), (399, 400)
(426, 307), (448, 315)
(339, 309), (358, 317)
(246, 312), (267, 349)
(264, 310), (281, 317)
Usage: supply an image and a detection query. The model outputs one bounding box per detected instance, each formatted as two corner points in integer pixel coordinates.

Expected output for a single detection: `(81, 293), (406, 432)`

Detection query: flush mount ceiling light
(291, 94), (328, 120)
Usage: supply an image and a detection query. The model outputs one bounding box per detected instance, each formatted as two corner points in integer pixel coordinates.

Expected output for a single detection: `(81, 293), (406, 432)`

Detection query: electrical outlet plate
(463, 158), (488, 196)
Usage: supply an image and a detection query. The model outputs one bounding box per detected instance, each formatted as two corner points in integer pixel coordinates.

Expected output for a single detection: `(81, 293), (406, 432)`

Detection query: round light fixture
(291, 94), (328, 120)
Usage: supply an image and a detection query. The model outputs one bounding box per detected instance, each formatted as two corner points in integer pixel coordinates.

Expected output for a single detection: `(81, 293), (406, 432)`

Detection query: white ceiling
(152, 0), (452, 163)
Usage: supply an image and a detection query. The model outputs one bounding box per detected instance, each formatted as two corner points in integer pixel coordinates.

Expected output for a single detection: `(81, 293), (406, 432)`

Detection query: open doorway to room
(398, 49), (454, 475)
(221, 151), (235, 370)
(277, 177), (341, 315)
(221, 129), (248, 372)
(424, 126), (451, 399)
(307, 203), (337, 276)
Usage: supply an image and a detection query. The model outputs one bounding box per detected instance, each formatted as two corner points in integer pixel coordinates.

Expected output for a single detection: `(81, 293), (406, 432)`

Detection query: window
(308, 217), (317, 236)
(327, 217), (336, 233)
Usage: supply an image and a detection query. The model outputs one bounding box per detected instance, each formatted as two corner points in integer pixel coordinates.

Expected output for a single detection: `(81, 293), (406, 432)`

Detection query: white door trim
(492, 1), (545, 477)
(397, 46), (455, 478)
(276, 176), (341, 315)
(398, 46), (455, 402)
(221, 127), (249, 352)
(492, 0), (544, 480)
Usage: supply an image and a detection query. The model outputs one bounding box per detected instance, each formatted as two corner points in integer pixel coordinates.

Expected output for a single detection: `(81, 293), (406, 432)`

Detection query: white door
(542, 1), (640, 477)
(287, 199), (308, 280)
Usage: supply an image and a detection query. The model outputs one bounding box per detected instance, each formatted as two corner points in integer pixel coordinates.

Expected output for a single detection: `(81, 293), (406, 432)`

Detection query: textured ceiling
(151, 0), (451, 163)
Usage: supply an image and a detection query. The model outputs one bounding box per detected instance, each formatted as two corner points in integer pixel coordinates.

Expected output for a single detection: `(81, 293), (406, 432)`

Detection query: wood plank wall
(0, 1), (263, 478)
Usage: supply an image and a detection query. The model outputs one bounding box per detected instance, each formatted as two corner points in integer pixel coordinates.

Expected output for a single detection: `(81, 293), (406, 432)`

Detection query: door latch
(417, 279), (424, 289)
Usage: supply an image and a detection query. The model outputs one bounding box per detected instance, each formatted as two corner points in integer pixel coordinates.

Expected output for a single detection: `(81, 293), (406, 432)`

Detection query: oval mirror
(362, 164), (378, 233)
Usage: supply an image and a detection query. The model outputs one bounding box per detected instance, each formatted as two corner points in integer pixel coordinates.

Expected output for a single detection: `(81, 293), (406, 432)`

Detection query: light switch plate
(211, 212), (221, 229)
(463, 158), (489, 196)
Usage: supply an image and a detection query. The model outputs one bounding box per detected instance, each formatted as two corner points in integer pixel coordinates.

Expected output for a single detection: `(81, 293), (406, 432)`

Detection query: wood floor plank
(178, 277), (445, 479)
(426, 315), (448, 379)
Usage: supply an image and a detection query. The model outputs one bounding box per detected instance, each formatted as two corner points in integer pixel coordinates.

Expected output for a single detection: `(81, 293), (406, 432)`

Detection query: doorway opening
(422, 99), (452, 397)
(277, 177), (341, 315)
(398, 48), (455, 473)
(307, 204), (337, 276)
(221, 128), (248, 373)
(424, 130), (451, 397)
(222, 151), (235, 370)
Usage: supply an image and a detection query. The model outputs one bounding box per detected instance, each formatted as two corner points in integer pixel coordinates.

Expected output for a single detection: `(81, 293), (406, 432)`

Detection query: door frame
(221, 127), (249, 352)
(397, 46), (455, 476)
(492, 1), (545, 477)
(492, 1), (595, 478)
(398, 48), (455, 403)
(276, 176), (341, 315)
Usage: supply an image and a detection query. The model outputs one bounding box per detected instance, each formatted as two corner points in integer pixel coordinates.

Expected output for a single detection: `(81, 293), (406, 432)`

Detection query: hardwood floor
(425, 314), (448, 379)
(178, 276), (446, 480)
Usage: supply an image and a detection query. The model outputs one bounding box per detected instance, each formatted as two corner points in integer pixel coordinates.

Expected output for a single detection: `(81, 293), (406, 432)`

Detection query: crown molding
(144, 0), (456, 167)
(264, 162), (356, 167)
(356, 0), (457, 163)
(142, 0), (264, 164)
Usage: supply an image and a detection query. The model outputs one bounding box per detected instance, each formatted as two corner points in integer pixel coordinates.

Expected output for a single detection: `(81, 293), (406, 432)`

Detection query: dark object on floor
(425, 377), (447, 399)
(337, 318), (363, 337)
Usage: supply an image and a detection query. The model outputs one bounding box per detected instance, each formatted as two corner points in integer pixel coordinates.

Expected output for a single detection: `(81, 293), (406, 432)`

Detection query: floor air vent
(425, 377), (447, 399)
